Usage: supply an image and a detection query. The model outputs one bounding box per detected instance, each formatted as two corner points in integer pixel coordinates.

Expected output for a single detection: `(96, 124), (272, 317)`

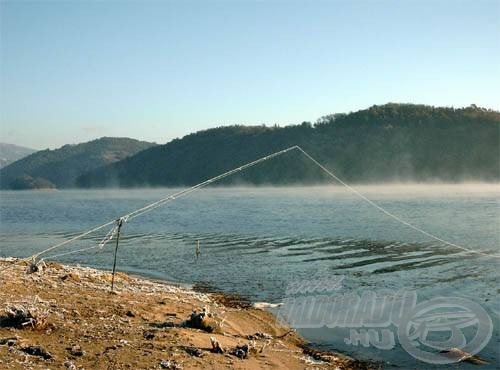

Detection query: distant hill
(76, 104), (500, 188)
(0, 143), (37, 168)
(0, 137), (156, 189)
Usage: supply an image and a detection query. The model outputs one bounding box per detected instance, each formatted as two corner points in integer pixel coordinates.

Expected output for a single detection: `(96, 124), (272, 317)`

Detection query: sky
(0, 0), (499, 149)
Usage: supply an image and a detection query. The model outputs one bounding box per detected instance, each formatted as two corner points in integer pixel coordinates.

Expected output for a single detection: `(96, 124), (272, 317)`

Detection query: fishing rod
(0, 146), (300, 277)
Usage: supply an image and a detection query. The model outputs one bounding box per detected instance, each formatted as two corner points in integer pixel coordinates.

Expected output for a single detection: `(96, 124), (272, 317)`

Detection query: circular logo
(397, 297), (492, 364)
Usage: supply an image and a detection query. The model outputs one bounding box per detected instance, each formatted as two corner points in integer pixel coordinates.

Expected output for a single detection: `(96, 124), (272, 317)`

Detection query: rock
(230, 344), (250, 359)
(64, 360), (77, 369)
(20, 345), (53, 360)
(0, 305), (50, 330)
(160, 359), (183, 369)
(439, 348), (488, 365)
(247, 332), (273, 340)
(26, 263), (39, 274)
(67, 345), (85, 357)
(210, 337), (224, 354)
(150, 321), (176, 329)
(183, 308), (220, 333)
(302, 347), (340, 363)
(60, 273), (80, 282)
(143, 331), (155, 340)
(0, 337), (17, 346)
(183, 346), (204, 357)
(0, 306), (31, 328)
(103, 344), (118, 353)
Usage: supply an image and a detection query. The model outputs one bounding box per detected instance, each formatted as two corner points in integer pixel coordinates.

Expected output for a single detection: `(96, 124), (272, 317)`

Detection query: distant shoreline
(1, 182), (499, 193)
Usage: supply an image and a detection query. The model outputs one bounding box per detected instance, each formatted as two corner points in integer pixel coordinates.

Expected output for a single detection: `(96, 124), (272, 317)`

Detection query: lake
(0, 184), (498, 368)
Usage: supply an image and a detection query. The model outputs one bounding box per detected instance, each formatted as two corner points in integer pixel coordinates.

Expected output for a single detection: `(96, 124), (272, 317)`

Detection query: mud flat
(0, 258), (377, 369)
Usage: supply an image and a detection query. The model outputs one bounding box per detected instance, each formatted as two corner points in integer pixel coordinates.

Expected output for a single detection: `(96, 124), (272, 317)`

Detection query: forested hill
(0, 137), (156, 189)
(76, 104), (500, 188)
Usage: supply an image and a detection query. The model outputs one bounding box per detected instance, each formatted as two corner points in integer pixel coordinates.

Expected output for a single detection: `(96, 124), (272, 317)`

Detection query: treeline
(76, 104), (500, 187)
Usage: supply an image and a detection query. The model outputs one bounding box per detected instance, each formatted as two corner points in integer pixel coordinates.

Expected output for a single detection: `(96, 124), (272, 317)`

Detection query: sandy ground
(0, 258), (377, 369)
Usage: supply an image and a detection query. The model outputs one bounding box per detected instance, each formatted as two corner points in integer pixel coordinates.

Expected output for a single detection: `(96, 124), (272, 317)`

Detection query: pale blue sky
(1, 0), (499, 149)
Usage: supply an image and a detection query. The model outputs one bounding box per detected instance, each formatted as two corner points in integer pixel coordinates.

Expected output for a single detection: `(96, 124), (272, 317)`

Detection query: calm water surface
(0, 185), (498, 368)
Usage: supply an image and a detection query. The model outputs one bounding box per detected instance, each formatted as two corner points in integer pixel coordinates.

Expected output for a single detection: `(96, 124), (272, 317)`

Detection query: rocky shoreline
(0, 258), (378, 369)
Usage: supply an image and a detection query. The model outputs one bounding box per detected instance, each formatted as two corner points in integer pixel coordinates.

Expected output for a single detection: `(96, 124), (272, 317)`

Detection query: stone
(67, 344), (85, 357)
(20, 345), (53, 360)
(210, 337), (224, 354)
(160, 359), (183, 369)
(143, 331), (155, 340)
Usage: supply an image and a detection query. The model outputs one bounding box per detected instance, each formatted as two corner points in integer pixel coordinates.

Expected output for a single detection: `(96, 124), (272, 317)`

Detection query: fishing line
(0, 146), (298, 274)
(1, 144), (497, 276)
(296, 147), (499, 258)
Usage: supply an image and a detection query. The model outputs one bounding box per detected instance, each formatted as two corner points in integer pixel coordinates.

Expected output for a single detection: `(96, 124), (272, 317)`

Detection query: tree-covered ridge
(0, 137), (156, 189)
(76, 104), (499, 188)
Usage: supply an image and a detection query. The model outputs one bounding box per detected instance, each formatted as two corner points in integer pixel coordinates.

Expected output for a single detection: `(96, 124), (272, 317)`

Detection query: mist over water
(0, 183), (498, 368)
